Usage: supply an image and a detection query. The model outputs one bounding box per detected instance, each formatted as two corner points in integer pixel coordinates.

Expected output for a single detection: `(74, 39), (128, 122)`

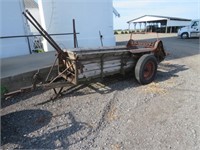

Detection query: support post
(73, 19), (78, 48)
(27, 37), (32, 54)
(145, 21), (147, 33)
(170, 26), (172, 33)
(134, 23), (136, 33)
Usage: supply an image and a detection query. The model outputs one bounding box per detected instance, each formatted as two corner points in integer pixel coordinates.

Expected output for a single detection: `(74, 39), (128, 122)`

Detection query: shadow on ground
(2, 59), (189, 108)
(156, 63), (189, 83)
(1, 110), (92, 149)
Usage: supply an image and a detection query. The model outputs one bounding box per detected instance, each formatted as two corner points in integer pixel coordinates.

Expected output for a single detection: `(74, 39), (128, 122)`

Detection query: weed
(0, 86), (8, 97)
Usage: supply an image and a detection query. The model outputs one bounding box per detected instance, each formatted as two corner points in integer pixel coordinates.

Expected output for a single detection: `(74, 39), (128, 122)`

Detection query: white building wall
(38, 0), (115, 52)
(0, 0), (30, 58)
(167, 20), (191, 27)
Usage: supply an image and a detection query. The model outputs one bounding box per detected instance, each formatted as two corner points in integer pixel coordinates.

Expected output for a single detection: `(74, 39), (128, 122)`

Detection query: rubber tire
(135, 54), (158, 85)
(181, 32), (189, 39)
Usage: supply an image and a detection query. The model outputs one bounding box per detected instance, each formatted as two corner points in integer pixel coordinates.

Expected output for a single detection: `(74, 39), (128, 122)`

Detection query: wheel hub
(144, 61), (155, 80)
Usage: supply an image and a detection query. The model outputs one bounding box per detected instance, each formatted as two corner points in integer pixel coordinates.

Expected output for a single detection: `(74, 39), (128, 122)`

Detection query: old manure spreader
(6, 10), (167, 98)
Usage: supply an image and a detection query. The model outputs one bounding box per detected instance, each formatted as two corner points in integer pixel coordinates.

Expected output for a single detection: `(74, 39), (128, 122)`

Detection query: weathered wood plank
(61, 45), (150, 84)
(78, 54), (132, 64)
(79, 58), (135, 72)
(76, 52), (132, 60)
(78, 62), (135, 79)
(63, 46), (128, 54)
(63, 43), (157, 60)
(63, 46), (136, 60)
(78, 70), (101, 79)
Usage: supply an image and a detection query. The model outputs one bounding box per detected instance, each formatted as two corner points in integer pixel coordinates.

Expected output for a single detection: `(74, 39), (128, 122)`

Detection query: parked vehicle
(178, 19), (200, 39)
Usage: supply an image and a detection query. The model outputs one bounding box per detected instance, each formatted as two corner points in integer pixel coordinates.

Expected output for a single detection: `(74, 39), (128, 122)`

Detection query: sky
(113, 0), (200, 29)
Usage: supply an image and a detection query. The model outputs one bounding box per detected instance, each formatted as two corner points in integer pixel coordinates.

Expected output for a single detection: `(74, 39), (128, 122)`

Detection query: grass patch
(32, 49), (45, 53)
(1, 86), (8, 98)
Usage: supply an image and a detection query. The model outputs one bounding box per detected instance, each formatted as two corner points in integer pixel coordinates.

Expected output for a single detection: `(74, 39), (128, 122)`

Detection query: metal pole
(99, 31), (103, 47)
(24, 10), (63, 54)
(145, 21), (147, 33)
(73, 19), (78, 48)
(134, 23), (136, 32)
(165, 26), (168, 33)
(170, 27), (172, 33)
(27, 36), (32, 54)
(23, 12), (60, 52)
(0, 33), (79, 39)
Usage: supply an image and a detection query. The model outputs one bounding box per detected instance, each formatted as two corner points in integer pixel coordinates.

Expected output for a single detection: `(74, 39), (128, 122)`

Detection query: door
(190, 21), (200, 37)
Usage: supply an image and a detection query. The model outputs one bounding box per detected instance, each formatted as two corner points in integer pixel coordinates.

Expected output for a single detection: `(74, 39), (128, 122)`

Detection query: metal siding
(38, 0), (115, 52)
(167, 20), (191, 27)
(0, 0), (30, 58)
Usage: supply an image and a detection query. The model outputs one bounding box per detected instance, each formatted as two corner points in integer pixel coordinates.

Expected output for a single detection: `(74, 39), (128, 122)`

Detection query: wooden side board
(60, 45), (153, 84)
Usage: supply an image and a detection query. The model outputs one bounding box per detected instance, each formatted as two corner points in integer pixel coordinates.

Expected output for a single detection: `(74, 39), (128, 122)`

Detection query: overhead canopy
(128, 15), (167, 23)
(127, 15), (191, 27)
(128, 15), (191, 23)
(127, 15), (191, 33)
(113, 7), (120, 17)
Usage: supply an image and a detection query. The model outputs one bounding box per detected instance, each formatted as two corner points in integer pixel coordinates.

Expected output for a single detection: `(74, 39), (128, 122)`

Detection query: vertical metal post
(23, 10), (64, 54)
(73, 19), (78, 48)
(170, 27), (172, 33)
(27, 36), (32, 54)
(145, 21), (147, 33)
(99, 31), (103, 47)
(134, 23), (136, 32)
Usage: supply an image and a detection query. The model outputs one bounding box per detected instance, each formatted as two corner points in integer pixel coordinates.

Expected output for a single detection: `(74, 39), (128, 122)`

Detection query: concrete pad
(1, 51), (56, 78)
(0, 51), (58, 92)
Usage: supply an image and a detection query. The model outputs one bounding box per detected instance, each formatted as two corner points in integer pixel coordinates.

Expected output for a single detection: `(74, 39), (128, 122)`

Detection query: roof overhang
(128, 16), (167, 24)
(127, 15), (191, 24)
(113, 7), (120, 17)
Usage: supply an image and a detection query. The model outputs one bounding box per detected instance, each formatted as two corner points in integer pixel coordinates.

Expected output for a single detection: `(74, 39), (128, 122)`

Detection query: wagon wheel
(135, 54), (158, 84)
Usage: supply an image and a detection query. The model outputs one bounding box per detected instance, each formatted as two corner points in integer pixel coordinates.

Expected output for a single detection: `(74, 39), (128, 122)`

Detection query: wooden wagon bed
(58, 40), (166, 85)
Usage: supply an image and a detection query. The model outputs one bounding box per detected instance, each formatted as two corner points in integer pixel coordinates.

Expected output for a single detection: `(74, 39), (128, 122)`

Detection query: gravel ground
(1, 33), (200, 150)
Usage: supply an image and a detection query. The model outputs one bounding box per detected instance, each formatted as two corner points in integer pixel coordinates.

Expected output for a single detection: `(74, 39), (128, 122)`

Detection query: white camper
(178, 19), (200, 39)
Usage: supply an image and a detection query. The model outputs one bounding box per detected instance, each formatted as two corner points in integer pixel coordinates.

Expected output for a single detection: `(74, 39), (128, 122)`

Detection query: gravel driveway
(1, 33), (200, 150)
